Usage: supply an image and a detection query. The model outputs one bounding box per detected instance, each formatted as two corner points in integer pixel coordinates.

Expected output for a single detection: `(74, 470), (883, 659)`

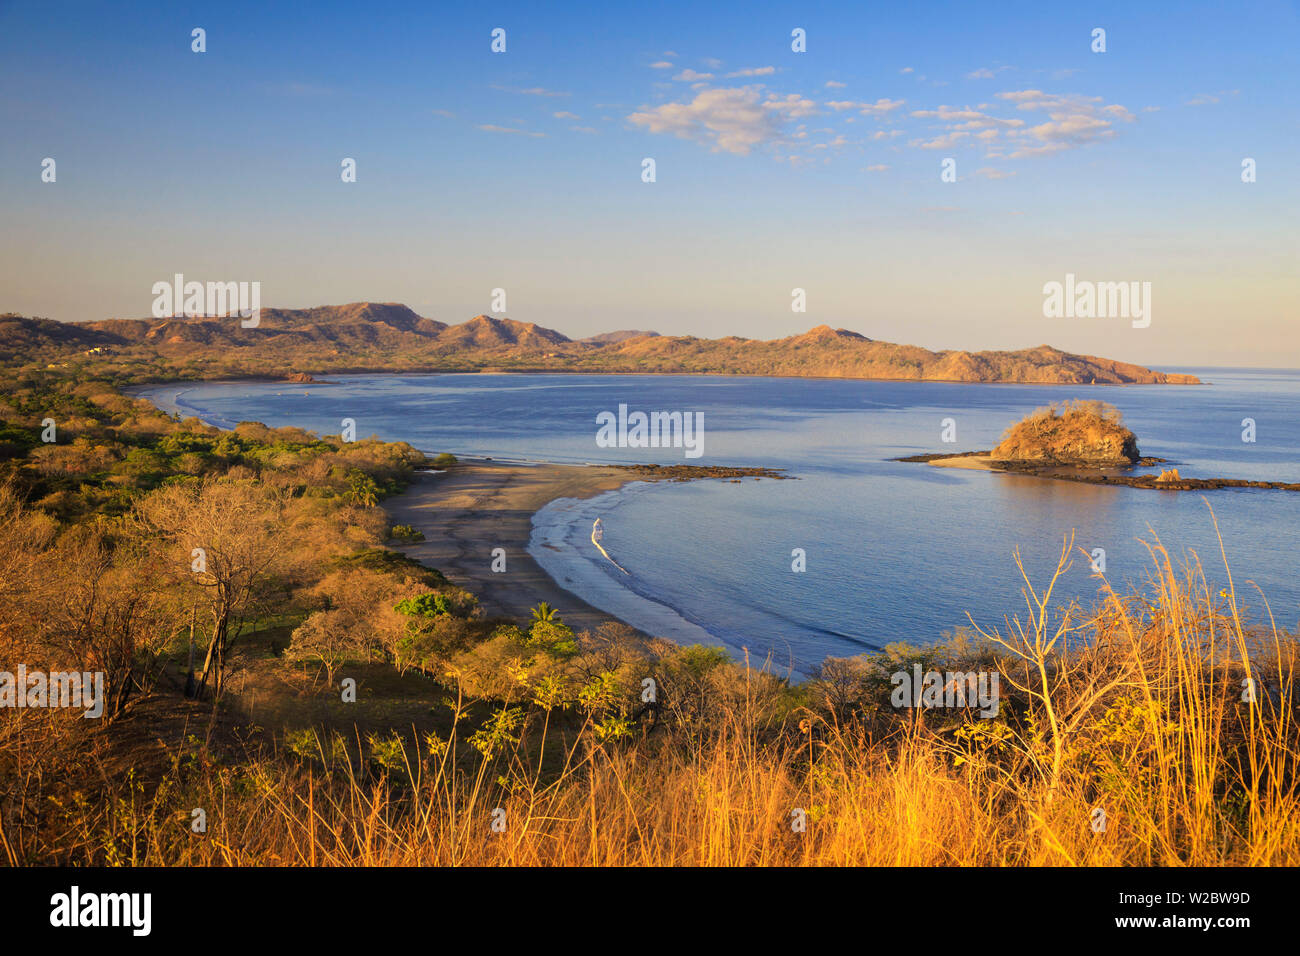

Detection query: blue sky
(2, 0), (1297, 366)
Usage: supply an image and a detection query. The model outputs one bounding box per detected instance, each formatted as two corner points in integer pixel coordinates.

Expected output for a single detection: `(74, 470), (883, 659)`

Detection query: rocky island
(899, 400), (1300, 492)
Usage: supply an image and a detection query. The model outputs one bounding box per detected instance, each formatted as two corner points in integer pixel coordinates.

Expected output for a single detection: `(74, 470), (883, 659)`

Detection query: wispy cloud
(478, 124), (545, 138)
(826, 98), (906, 115)
(861, 97), (906, 115)
(966, 66), (1013, 80)
(911, 105), (1025, 131)
(994, 90), (1135, 157)
(491, 85), (570, 97)
(628, 86), (817, 155)
(726, 66), (776, 77)
(553, 111), (579, 120)
(673, 69), (715, 82)
(912, 130), (970, 150)
(1186, 90), (1238, 106)
(825, 80), (847, 88)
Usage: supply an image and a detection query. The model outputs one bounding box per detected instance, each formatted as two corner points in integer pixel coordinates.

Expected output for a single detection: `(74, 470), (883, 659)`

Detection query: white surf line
(591, 518), (630, 575)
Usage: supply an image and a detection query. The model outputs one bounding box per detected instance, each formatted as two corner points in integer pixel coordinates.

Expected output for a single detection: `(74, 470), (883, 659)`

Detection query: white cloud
(628, 86), (817, 155)
(860, 97), (906, 114)
(911, 130), (970, 149)
(865, 164), (889, 171)
(900, 67), (914, 74)
(811, 135), (848, 150)
(726, 66), (776, 77)
(910, 106), (1025, 141)
(966, 66), (1013, 80)
(994, 90), (1135, 157)
(431, 109), (455, 118)
(973, 166), (1017, 179)
(911, 106), (988, 121)
(673, 69), (714, 82)
(650, 61), (673, 69)
(825, 80), (846, 88)
(553, 110), (579, 119)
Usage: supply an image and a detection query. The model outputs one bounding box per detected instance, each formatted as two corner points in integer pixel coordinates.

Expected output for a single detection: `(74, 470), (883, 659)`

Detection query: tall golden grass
(14, 528), (1300, 867)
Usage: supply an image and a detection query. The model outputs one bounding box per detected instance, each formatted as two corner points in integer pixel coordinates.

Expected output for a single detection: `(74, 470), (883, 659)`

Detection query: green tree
(530, 601), (560, 624)
(346, 469), (380, 507)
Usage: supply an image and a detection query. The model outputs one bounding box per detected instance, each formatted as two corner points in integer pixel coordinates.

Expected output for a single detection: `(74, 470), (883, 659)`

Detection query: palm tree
(530, 602), (560, 624)
(347, 470), (380, 508)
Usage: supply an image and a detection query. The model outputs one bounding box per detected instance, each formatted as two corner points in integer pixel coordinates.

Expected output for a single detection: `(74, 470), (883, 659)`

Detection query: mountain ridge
(1, 303), (1202, 385)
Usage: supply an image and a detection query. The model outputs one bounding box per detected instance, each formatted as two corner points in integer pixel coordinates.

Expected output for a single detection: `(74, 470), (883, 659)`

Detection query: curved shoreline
(527, 488), (718, 645)
(127, 380), (787, 642)
(383, 460), (787, 642)
(382, 461), (646, 635)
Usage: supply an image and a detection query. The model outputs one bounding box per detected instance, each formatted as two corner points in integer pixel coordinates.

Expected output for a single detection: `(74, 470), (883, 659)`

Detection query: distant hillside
(579, 330), (661, 345)
(436, 315), (570, 350)
(0, 315), (120, 363)
(0, 304), (1201, 385)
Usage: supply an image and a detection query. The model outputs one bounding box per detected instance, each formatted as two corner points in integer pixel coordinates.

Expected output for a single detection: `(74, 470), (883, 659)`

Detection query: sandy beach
(926, 455), (997, 471)
(383, 460), (642, 633)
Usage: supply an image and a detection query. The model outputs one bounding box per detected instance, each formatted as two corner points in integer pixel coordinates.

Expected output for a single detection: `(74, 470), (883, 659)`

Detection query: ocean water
(135, 370), (1300, 674)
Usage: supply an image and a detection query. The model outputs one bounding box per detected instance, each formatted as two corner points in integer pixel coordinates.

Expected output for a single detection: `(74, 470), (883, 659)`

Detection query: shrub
(388, 523), (425, 542)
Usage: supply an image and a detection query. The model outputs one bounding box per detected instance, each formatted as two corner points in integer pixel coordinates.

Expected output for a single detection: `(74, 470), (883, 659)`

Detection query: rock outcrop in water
(991, 400), (1140, 465)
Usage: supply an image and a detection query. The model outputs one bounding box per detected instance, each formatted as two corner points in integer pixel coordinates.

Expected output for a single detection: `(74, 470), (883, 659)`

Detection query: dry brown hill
(0, 304), (1202, 385)
(435, 315), (570, 350)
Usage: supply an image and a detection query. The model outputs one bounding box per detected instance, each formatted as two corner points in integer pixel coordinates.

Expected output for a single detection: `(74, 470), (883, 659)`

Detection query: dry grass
(14, 522), (1297, 868)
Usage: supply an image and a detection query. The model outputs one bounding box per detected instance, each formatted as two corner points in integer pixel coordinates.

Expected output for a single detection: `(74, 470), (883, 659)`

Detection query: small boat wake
(591, 518), (630, 575)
